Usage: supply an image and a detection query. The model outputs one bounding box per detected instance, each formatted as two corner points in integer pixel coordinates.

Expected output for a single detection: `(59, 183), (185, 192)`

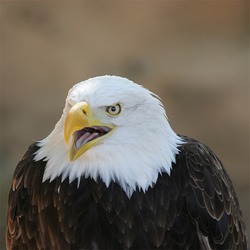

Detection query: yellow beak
(64, 102), (113, 161)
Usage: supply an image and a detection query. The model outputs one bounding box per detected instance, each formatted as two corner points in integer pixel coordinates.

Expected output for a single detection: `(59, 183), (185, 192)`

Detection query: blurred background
(1, 1), (249, 248)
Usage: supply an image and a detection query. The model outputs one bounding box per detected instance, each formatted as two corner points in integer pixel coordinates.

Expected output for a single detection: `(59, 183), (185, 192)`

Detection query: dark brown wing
(6, 143), (40, 249)
(6, 143), (72, 249)
(176, 135), (248, 249)
(6, 143), (112, 249)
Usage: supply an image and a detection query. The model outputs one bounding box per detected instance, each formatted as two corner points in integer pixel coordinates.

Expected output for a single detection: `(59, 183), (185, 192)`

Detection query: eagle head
(35, 76), (182, 196)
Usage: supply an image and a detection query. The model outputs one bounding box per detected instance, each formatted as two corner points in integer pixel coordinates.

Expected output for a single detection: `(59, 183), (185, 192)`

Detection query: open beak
(64, 102), (113, 161)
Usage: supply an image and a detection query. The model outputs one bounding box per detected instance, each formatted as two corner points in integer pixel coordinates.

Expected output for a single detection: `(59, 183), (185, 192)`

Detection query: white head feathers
(34, 75), (182, 197)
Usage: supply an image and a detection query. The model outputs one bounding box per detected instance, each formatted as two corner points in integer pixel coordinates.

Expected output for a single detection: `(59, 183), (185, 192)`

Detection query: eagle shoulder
(6, 143), (67, 249)
(175, 135), (247, 249)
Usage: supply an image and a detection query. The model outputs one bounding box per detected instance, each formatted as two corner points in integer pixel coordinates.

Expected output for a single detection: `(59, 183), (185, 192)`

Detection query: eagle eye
(106, 104), (121, 116)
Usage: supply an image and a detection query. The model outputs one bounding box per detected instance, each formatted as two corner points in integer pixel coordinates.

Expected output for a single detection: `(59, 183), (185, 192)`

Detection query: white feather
(34, 75), (183, 197)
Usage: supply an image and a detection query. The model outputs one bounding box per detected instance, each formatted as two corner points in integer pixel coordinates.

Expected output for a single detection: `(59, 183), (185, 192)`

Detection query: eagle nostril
(82, 108), (87, 115)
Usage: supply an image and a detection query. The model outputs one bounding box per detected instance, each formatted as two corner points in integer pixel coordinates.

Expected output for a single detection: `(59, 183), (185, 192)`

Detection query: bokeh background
(1, 1), (249, 248)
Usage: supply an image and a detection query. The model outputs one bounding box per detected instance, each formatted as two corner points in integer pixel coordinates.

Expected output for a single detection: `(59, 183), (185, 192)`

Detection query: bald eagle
(6, 76), (247, 249)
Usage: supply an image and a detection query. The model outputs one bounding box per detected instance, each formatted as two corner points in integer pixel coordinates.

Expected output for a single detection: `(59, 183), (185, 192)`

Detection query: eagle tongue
(75, 132), (99, 150)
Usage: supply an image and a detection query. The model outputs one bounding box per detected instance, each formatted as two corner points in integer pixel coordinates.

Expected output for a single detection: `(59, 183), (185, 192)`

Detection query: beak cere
(64, 102), (113, 161)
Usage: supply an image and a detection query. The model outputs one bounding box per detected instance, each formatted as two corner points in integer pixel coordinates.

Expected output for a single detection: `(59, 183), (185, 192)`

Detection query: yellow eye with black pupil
(106, 104), (121, 116)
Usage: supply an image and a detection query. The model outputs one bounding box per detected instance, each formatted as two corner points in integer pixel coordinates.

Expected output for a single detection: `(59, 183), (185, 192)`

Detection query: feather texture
(6, 136), (248, 249)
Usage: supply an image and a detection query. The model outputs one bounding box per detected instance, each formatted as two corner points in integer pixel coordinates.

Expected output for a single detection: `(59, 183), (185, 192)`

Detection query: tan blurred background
(1, 1), (249, 248)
